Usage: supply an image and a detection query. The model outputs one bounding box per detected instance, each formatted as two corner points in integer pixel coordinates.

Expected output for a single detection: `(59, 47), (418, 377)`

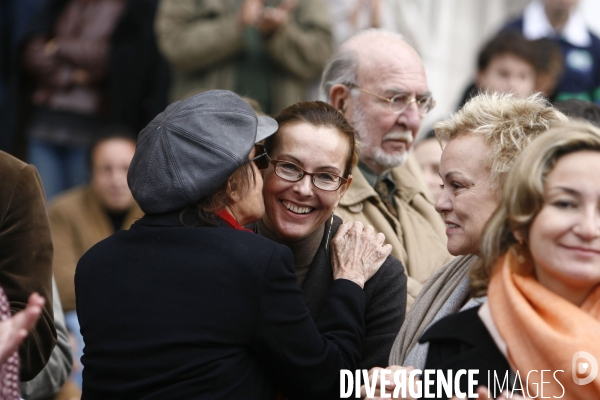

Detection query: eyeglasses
(349, 85), (436, 115)
(249, 145), (269, 170)
(270, 159), (348, 191)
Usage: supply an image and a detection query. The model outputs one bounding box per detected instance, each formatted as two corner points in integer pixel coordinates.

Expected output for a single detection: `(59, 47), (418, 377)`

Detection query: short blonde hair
(435, 92), (567, 190)
(471, 120), (600, 296)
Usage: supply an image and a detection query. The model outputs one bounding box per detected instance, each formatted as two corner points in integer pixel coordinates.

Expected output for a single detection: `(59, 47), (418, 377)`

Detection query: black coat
(75, 211), (366, 400)
(420, 306), (519, 399)
(300, 216), (407, 370)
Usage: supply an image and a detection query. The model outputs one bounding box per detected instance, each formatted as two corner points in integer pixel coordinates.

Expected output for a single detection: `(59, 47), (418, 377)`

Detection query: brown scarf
(488, 251), (600, 399)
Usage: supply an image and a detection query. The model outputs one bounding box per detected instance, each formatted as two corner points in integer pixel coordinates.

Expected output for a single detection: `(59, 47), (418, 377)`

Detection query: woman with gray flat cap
(74, 90), (391, 399)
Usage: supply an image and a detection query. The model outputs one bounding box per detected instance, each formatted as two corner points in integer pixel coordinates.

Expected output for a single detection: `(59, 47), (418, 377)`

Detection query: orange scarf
(487, 251), (600, 399)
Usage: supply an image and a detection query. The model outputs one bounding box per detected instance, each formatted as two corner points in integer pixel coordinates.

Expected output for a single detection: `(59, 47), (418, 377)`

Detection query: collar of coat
(340, 153), (435, 207)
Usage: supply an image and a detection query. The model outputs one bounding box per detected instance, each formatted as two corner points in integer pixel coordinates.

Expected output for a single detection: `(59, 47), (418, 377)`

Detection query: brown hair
(265, 101), (359, 177)
(531, 38), (564, 96)
(477, 30), (536, 72)
(88, 125), (137, 173)
(470, 121), (600, 296)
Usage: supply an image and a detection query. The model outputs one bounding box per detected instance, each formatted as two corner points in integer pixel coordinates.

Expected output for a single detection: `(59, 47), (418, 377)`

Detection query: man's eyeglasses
(249, 145), (269, 170)
(270, 159), (348, 191)
(349, 85), (436, 115)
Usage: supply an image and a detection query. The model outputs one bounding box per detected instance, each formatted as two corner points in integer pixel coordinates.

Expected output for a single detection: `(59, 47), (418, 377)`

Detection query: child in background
(458, 30), (538, 108)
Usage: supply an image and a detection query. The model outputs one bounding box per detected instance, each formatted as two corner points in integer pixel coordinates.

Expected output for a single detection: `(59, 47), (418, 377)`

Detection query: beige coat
(335, 154), (451, 309)
(155, 0), (333, 113)
(50, 186), (143, 312)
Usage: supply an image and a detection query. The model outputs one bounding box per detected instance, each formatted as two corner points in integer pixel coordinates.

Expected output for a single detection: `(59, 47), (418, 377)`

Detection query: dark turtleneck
(255, 219), (325, 288)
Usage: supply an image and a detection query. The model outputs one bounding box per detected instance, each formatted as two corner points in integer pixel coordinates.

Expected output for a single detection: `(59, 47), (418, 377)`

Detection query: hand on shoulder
(331, 221), (392, 289)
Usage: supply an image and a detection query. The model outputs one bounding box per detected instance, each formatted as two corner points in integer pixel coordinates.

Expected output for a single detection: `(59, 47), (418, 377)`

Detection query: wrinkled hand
(331, 221), (392, 288)
(0, 293), (44, 365)
(257, 0), (296, 36)
(360, 365), (419, 399)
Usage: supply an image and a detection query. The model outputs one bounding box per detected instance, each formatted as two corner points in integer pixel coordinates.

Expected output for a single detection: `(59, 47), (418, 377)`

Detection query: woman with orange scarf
(421, 120), (600, 400)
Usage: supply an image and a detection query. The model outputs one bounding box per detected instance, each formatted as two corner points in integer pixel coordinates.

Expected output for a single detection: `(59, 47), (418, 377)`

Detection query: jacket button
(348, 203), (363, 213)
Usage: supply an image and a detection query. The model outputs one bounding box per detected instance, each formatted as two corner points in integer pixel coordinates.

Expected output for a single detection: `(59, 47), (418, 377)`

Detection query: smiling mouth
(562, 245), (600, 255)
(446, 223), (459, 229)
(282, 200), (313, 215)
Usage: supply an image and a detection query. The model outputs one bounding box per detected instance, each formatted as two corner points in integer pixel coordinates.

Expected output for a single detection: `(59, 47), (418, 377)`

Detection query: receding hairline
(338, 30), (424, 83)
(339, 29), (409, 53)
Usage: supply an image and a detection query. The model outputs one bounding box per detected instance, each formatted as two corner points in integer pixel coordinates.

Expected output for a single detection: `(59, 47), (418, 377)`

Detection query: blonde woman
(388, 93), (566, 371)
(423, 120), (600, 398)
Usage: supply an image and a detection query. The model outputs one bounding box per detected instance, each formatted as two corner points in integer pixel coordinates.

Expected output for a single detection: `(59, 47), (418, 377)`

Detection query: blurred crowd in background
(1, 0), (599, 198)
(0, 0), (600, 398)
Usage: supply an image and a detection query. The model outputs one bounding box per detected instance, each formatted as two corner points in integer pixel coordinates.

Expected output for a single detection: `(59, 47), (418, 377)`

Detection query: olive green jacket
(155, 0), (333, 114)
(335, 153), (452, 310)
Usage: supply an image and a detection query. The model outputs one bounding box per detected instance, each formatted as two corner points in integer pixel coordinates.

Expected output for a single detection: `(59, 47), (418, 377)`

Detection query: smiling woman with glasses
(249, 100), (407, 370)
(269, 158), (349, 191)
(75, 91), (396, 399)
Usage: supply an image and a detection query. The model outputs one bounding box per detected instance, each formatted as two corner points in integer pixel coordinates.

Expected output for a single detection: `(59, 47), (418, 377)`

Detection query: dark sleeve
(420, 307), (516, 399)
(360, 256), (407, 370)
(0, 163), (56, 381)
(53, 1), (124, 82)
(421, 309), (479, 370)
(251, 245), (365, 400)
(22, 36), (73, 89)
(54, 37), (110, 82)
(421, 315), (474, 400)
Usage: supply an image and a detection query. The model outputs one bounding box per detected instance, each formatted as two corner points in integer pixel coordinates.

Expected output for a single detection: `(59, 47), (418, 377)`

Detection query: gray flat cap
(128, 90), (278, 214)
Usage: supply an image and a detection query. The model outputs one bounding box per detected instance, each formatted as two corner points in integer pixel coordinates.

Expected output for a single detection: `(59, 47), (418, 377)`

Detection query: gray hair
(320, 50), (358, 100)
(319, 29), (406, 100)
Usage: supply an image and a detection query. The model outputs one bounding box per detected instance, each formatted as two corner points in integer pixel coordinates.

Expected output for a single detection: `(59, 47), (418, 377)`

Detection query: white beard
(351, 103), (411, 171)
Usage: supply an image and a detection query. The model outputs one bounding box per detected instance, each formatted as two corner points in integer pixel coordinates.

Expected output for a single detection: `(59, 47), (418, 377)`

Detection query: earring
(512, 239), (526, 264)
(324, 211), (335, 250)
(516, 240), (526, 264)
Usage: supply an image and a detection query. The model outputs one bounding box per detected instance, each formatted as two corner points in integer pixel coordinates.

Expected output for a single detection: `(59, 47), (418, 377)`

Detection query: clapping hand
(240, 0), (297, 36)
(0, 293), (44, 365)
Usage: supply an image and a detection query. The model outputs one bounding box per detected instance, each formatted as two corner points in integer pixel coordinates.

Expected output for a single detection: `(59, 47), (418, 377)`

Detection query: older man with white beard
(322, 29), (451, 307)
